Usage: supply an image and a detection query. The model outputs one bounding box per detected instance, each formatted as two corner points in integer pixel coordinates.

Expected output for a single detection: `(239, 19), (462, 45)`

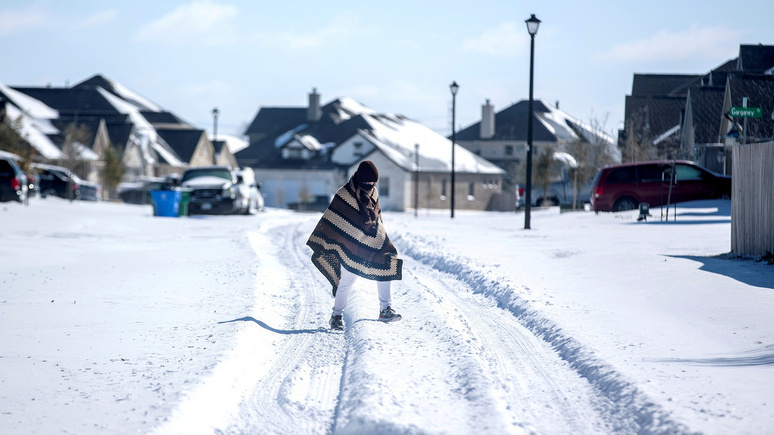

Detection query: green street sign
(729, 106), (763, 118)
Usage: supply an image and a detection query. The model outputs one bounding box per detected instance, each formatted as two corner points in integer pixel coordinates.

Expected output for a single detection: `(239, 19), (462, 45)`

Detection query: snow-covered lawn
(1, 198), (771, 434)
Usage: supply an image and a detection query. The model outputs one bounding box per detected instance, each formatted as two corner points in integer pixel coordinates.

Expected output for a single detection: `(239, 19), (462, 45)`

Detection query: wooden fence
(731, 141), (774, 257)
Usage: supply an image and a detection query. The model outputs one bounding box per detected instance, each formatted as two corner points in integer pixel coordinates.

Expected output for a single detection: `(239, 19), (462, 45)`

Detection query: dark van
(0, 152), (28, 203)
(590, 160), (731, 212)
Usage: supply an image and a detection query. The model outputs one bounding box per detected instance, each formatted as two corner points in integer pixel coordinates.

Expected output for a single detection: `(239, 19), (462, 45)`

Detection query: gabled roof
(631, 74), (703, 97)
(455, 99), (615, 146)
(238, 99), (375, 169)
(686, 86), (725, 144)
(11, 87), (119, 116)
(624, 95), (685, 139)
(141, 111), (189, 126)
(212, 140), (228, 154)
(155, 128), (204, 163)
(238, 96), (504, 175)
(359, 115), (504, 174)
(737, 45), (774, 74)
(74, 74), (163, 112)
(104, 123), (134, 151)
(243, 107), (307, 138)
(704, 58), (738, 87)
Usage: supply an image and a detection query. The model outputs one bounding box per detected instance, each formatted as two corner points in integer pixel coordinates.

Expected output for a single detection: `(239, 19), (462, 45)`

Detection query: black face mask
(360, 182), (376, 192)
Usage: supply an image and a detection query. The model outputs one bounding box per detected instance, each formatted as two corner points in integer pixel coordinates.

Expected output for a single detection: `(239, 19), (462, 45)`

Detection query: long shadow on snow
(219, 316), (334, 334)
(656, 348), (774, 367)
(667, 255), (774, 290)
(631, 199), (730, 225)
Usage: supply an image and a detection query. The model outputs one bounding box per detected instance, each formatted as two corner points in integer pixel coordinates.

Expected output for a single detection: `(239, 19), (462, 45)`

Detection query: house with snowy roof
(453, 99), (616, 190)
(0, 75), (237, 196)
(239, 89), (506, 212)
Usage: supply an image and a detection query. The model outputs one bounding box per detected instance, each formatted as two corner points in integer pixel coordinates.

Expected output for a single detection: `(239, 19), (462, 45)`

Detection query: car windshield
(181, 168), (232, 183)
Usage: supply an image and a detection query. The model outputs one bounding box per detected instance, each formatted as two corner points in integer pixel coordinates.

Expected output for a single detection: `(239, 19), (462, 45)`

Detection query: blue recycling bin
(150, 190), (182, 217)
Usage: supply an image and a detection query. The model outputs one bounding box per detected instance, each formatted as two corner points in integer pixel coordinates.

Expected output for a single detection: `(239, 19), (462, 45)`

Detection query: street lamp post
(450, 81), (459, 219)
(524, 14), (540, 230)
(212, 107), (219, 145)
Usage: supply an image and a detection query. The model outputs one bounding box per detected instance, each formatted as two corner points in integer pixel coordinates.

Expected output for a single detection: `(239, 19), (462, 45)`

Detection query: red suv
(590, 160), (731, 212)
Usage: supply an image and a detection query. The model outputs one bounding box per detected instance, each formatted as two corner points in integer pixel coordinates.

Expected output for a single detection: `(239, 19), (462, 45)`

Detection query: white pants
(332, 267), (392, 316)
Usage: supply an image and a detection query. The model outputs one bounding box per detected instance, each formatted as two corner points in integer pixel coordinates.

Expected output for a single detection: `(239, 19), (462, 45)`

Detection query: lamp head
(450, 81), (459, 96)
(525, 14), (541, 36)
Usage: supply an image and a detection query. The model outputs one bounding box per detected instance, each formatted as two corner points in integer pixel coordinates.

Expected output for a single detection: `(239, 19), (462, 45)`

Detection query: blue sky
(1, 0), (772, 139)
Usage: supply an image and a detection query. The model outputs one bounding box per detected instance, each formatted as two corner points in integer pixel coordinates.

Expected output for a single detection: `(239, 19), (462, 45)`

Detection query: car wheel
(613, 197), (638, 212)
(42, 189), (57, 199)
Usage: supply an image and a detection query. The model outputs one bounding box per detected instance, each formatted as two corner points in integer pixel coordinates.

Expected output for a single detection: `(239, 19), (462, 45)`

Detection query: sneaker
(378, 307), (402, 322)
(329, 315), (344, 331)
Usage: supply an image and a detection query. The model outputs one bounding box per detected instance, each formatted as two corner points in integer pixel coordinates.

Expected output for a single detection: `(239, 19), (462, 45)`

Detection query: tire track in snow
(393, 230), (695, 434)
(329, 249), (606, 433)
(223, 217), (346, 435)
(403, 257), (611, 433)
(153, 216), (345, 435)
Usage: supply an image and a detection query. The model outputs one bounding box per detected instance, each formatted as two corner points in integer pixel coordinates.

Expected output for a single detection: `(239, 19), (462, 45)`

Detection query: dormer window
(286, 148), (303, 159)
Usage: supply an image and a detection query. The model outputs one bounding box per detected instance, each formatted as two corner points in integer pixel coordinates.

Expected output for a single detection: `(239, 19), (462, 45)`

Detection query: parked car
(518, 167), (592, 207)
(235, 168), (264, 214)
(0, 151), (28, 203)
(590, 160), (731, 212)
(77, 179), (101, 201)
(118, 176), (178, 205)
(287, 195), (331, 212)
(33, 164), (80, 200)
(180, 166), (243, 215)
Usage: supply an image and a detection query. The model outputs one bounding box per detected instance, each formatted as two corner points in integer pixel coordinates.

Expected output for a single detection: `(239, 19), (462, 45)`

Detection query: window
(285, 148), (303, 159)
(467, 182), (475, 200)
(607, 167), (636, 184)
(505, 145), (514, 156)
(675, 164), (703, 181)
(637, 164), (662, 182)
(353, 142), (363, 158)
(379, 177), (390, 197)
(441, 179), (447, 200)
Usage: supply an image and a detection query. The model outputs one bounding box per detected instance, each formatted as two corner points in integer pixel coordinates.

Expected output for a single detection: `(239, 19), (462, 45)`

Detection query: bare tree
(101, 141), (125, 200)
(566, 111), (618, 206)
(60, 123), (92, 178)
(534, 143), (557, 205)
(0, 111), (37, 172)
(622, 108), (653, 163)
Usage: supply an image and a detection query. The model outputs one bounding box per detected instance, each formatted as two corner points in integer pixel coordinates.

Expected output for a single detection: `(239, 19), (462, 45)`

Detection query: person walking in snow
(306, 160), (403, 331)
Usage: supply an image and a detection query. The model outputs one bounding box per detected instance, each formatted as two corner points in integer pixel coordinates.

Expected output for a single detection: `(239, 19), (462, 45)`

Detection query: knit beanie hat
(354, 161), (379, 184)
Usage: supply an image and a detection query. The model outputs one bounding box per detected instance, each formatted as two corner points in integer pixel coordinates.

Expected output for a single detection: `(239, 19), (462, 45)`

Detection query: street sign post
(729, 106), (762, 118)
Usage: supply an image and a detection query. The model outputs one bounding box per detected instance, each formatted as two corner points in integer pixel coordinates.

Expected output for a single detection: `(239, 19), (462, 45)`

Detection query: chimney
(480, 99), (495, 139)
(308, 88), (322, 122)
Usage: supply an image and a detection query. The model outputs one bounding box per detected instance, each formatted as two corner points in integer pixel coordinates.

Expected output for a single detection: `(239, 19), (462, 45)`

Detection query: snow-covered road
(2, 198), (771, 434)
(155, 214), (662, 434)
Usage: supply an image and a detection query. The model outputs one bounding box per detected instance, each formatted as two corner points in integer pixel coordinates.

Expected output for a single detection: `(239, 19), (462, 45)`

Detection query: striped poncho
(306, 182), (403, 296)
